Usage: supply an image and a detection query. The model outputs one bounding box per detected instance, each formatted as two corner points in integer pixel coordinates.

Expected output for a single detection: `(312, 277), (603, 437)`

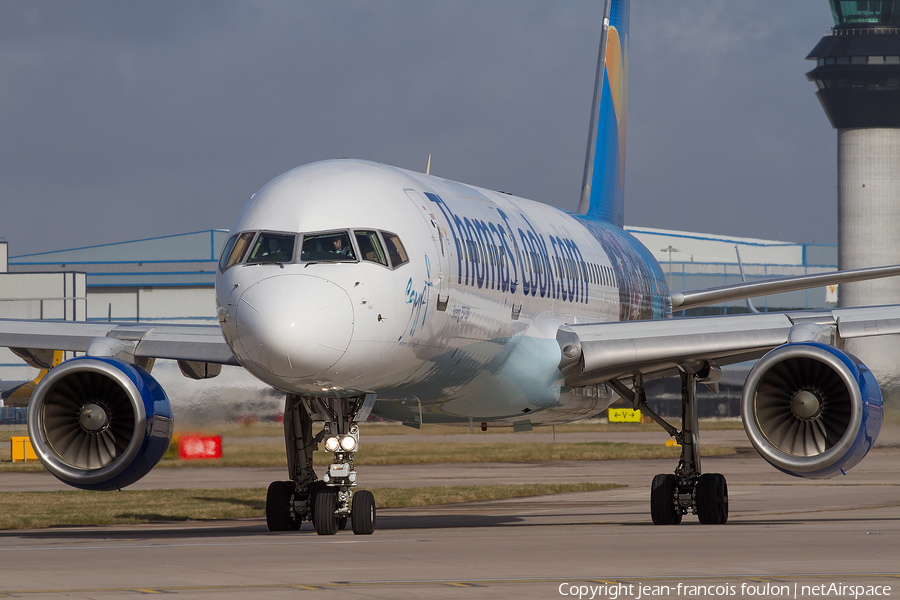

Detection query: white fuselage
(216, 159), (671, 425)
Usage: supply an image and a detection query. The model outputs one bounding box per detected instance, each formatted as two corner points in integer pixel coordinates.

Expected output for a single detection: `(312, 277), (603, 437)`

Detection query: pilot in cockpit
(332, 237), (353, 257)
(262, 237), (290, 263)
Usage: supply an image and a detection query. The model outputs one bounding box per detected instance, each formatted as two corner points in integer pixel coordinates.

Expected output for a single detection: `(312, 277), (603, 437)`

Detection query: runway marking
(0, 538), (425, 553)
(3, 573), (900, 596)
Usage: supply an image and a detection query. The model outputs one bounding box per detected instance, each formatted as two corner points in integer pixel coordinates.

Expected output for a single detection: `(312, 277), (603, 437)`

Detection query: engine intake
(27, 357), (174, 491)
(742, 342), (882, 479)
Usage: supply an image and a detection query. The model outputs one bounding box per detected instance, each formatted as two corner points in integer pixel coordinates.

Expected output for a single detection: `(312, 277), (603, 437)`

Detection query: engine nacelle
(741, 341), (882, 479)
(27, 356), (174, 491)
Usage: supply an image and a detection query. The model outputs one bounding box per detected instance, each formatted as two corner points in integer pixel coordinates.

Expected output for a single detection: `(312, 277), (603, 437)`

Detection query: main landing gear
(609, 366), (728, 525)
(266, 393), (377, 535)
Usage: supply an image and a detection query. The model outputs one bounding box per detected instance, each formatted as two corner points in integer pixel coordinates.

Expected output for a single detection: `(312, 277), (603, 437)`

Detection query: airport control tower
(806, 0), (900, 305)
(806, 0), (900, 403)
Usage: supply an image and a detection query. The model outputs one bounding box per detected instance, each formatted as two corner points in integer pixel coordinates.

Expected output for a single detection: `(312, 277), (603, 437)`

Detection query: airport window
(382, 232), (409, 267)
(826, 57), (836, 65)
(817, 58), (825, 66)
(354, 230), (388, 266)
(868, 56), (885, 64)
(887, 56), (900, 64)
(300, 231), (357, 262)
(852, 56), (867, 64)
(247, 232), (297, 264)
(219, 231), (256, 271)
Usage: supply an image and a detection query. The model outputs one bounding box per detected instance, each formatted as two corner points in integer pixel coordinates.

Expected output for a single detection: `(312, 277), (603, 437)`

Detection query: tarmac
(0, 430), (898, 599)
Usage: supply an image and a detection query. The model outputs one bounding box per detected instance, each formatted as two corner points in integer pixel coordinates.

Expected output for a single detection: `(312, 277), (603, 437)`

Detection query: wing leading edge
(557, 304), (900, 386)
(0, 319), (238, 366)
(671, 264), (900, 312)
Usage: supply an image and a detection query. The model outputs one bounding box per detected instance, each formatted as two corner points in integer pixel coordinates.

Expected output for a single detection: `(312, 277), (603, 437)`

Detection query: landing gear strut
(265, 393), (377, 535)
(610, 367), (728, 525)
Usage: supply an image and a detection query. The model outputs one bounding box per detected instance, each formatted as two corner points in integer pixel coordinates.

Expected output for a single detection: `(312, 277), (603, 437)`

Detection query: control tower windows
(831, 0), (900, 25)
(248, 232), (297, 264)
(219, 231), (256, 272)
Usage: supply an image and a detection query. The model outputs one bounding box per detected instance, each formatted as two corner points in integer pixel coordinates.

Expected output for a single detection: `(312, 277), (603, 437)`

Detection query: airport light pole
(661, 246), (680, 278)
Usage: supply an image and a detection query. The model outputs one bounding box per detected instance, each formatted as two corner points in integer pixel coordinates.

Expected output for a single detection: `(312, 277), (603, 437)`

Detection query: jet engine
(741, 341), (882, 479)
(27, 356), (174, 491)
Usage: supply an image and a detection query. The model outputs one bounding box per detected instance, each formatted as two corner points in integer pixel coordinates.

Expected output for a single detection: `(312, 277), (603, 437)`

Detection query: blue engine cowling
(27, 356), (174, 491)
(741, 341), (882, 479)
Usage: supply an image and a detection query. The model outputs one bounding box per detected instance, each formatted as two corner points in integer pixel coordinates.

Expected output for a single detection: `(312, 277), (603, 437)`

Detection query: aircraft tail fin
(577, 0), (629, 227)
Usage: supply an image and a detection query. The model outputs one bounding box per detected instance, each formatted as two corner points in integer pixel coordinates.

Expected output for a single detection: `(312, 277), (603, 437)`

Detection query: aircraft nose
(234, 274), (354, 378)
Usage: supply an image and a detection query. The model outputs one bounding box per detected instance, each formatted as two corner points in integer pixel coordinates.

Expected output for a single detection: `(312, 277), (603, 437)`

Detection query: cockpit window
(382, 232), (409, 267)
(300, 231), (357, 262)
(219, 231), (255, 271)
(354, 230), (388, 266)
(247, 232), (296, 264)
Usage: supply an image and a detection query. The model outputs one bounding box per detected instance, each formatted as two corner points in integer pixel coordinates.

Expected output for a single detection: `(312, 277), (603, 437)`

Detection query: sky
(1, 1), (839, 258)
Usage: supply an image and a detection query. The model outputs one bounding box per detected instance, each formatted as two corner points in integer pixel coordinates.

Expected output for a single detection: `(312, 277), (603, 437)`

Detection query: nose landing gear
(266, 393), (377, 535)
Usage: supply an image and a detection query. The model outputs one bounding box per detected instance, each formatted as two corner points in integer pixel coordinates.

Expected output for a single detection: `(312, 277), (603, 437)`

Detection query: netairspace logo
(557, 582), (893, 599)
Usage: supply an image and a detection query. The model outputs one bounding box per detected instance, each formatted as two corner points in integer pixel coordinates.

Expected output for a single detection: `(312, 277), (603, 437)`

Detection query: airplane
(2, 0), (900, 534)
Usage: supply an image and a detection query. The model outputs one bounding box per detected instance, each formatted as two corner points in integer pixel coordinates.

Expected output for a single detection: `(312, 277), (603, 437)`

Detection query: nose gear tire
(351, 490), (376, 535)
(266, 481), (299, 531)
(313, 490), (339, 535)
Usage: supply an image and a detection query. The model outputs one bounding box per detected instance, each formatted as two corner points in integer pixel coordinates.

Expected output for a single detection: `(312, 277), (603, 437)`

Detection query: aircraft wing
(0, 319), (238, 367)
(671, 264), (900, 312)
(557, 305), (900, 386)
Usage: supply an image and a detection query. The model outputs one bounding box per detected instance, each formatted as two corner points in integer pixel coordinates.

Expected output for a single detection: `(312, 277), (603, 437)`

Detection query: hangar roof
(8, 230), (229, 287)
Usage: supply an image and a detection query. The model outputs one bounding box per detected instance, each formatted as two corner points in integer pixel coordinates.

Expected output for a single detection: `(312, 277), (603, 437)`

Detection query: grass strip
(196, 418), (744, 439)
(0, 418), (744, 443)
(152, 441), (735, 468)
(0, 441), (736, 471)
(0, 483), (621, 530)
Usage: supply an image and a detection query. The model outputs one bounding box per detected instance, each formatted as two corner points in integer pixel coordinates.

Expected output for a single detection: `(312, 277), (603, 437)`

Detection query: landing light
(340, 435), (358, 452)
(324, 436), (340, 452)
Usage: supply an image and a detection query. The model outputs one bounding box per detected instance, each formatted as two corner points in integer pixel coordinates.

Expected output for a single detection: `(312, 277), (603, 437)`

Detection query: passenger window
(247, 232), (296, 264)
(219, 231), (256, 271)
(354, 230), (388, 266)
(382, 232), (409, 267)
(300, 231), (357, 262)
